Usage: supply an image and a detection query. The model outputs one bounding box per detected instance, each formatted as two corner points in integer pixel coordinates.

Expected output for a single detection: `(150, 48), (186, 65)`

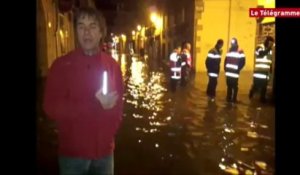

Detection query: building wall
(163, 0), (195, 63)
(37, 0), (48, 77)
(37, 0), (91, 78)
(258, 0), (275, 24)
(193, 0), (204, 72)
(37, 0), (59, 77)
(195, 0), (257, 72)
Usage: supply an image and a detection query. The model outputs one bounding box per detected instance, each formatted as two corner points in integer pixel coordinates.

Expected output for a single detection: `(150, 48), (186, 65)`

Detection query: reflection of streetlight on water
(102, 71), (108, 95)
(137, 25), (141, 54)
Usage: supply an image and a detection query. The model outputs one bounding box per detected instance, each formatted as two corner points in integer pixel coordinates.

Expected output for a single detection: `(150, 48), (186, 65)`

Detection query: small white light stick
(102, 71), (108, 95)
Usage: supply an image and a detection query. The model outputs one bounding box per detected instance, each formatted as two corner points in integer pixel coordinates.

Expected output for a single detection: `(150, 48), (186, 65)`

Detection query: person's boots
(260, 86), (267, 103)
(233, 87), (238, 103)
(226, 87), (232, 102)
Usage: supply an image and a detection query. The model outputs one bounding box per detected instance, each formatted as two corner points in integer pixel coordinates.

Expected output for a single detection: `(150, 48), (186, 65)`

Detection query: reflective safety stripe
(226, 52), (245, 58)
(170, 53), (178, 62)
(208, 73), (218, 77)
(256, 48), (263, 56)
(171, 67), (181, 71)
(256, 58), (271, 63)
(239, 53), (245, 57)
(225, 72), (239, 78)
(255, 64), (270, 69)
(171, 70), (181, 79)
(207, 53), (221, 59)
(181, 62), (186, 66)
(253, 73), (268, 79)
(171, 75), (181, 79)
(226, 64), (238, 70)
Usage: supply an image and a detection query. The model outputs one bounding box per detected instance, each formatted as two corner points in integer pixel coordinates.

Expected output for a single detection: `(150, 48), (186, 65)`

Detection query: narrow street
(37, 53), (275, 175)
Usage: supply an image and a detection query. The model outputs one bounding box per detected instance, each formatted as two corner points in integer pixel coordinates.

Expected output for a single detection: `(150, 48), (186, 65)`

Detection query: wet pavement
(37, 54), (275, 175)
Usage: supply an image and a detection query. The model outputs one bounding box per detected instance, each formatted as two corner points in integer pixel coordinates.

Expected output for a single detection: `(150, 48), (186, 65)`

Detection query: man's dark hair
(215, 39), (224, 48)
(229, 38), (239, 51)
(74, 7), (107, 39)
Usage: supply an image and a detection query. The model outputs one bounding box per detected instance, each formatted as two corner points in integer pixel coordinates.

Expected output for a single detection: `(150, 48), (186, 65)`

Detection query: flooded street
(37, 53), (275, 175)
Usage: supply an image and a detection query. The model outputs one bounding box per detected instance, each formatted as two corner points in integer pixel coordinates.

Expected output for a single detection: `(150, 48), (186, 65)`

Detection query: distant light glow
(137, 25), (141, 31)
(219, 163), (226, 170)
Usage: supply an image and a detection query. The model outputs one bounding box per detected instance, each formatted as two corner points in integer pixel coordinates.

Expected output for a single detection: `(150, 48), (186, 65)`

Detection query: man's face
(177, 47), (181, 53)
(187, 43), (191, 51)
(76, 15), (102, 53)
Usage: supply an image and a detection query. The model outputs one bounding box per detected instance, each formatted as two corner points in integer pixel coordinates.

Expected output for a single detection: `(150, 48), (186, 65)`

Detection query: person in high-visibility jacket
(224, 38), (245, 103)
(169, 46), (182, 92)
(249, 36), (274, 103)
(180, 42), (192, 87)
(205, 39), (224, 101)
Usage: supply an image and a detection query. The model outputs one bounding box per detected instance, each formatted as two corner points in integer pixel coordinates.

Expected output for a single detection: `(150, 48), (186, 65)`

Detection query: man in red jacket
(43, 7), (124, 175)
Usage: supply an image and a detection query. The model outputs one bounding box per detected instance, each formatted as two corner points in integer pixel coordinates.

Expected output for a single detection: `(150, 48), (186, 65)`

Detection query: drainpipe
(227, 0), (232, 50)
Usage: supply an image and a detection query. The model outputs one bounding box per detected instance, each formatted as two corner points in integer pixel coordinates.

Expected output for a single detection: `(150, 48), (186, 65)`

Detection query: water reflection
(123, 55), (172, 146)
(37, 52), (274, 174)
(116, 54), (274, 174)
(213, 103), (274, 174)
(120, 54), (127, 78)
(111, 50), (119, 62)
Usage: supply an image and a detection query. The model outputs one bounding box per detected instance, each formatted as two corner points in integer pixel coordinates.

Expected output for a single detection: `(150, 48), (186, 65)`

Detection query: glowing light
(121, 34), (126, 41)
(135, 127), (141, 131)
(233, 163), (237, 168)
(102, 71), (108, 95)
(150, 12), (163, 34)
(219, 163), (226, 170)
(59, 29), (64, 38)
(150, 13), (158, 23)
(137, 25), (141, 31)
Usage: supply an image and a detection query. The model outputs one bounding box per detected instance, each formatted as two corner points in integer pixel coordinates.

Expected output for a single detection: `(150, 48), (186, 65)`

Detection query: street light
(120, 34), (126, 53)
(150, 12), (163, 35)
(137, 25), (141, 31)
(121, 34), (126, 41)
(150, 13), (158, 24)
(149, 11), (163, 59)
(136, 25), (142, 54)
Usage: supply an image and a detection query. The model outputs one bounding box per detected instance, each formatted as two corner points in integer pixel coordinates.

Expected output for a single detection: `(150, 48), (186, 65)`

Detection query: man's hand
(95, 89), (119, 110)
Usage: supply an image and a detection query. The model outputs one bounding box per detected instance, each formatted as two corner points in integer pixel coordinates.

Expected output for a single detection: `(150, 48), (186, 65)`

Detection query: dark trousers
(180, 76), (187, 87)
(226, 77), (239, 102)
(206, 76), (218, 98)
(249, 77), (268, 101)
(180, 66), (190, 87)
(170, 78), (179, 92)
(59, 154), (114, 175)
